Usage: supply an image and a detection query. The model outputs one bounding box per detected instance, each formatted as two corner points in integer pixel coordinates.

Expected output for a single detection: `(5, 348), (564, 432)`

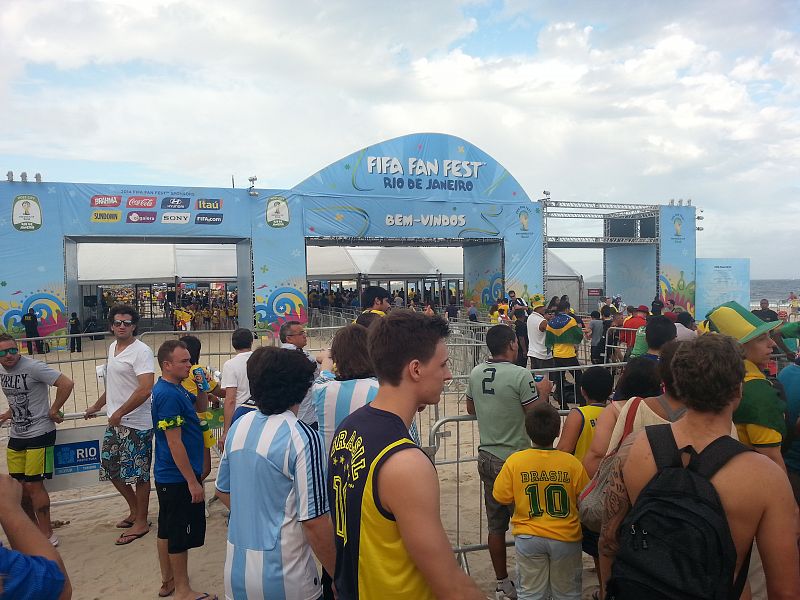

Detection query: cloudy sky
(1, 0), (798, 278)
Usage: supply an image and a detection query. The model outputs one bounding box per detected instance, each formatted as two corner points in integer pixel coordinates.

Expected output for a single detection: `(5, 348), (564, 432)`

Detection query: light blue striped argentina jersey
(215, 409), (328, 600)
(312, 371), (420, 453)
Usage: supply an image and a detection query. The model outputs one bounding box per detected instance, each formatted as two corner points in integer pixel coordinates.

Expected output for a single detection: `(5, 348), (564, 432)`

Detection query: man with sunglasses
(0, 333), (74, 546)
(85, 304), (155, 546)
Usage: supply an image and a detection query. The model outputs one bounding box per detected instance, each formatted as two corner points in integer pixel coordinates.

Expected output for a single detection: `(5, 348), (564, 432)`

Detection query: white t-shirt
(526, 311), (551, 360)
(221, 351), (253, 407)
(105, 339), (155, 431)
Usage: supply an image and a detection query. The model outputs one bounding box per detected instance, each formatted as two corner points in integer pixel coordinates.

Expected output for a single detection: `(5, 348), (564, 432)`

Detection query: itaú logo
(160, 212), (190, 224)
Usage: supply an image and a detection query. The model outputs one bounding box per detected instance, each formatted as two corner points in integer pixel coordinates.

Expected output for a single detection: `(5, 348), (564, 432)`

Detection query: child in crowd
(493, 403), (589, 600)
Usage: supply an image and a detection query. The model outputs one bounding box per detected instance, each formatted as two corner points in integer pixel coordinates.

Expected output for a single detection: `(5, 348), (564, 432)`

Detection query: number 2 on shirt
(482, 367), (496, 395)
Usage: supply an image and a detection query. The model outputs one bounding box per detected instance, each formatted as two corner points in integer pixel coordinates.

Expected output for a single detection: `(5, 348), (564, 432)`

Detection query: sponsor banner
(196, 198), (222, 210)
(46, 425), (107, 492)
(659, 205), (697, 315)
(195, 212), (223, 224)
(606, 245), (657, 307)
(90, 195), (121, 207)
(11, 194), (42, 231)
(161, 196), (191, 209)
(126, 196), (156, 208)
(91, 209), (122, 223)
(126, 211), (157, 223)
(161, 212), (190, 224)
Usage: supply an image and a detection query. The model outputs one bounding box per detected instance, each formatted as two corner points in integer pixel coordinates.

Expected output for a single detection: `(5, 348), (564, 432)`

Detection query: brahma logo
(126, 196), (156, 209)
(196, 199), (222, 210)
(161, 212), (190, 224)
(161, 197), (190, 209)
(90, 195), (122, 207)
(195, 213), (223, 225)
(91, 210), (122, 223)
(126, 211), (157, 223)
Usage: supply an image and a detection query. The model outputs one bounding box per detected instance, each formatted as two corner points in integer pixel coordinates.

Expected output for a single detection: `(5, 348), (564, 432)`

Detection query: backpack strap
(732, 544), (752, 600)
(645, 424), (682, 472)
(690, 435), (751, 480)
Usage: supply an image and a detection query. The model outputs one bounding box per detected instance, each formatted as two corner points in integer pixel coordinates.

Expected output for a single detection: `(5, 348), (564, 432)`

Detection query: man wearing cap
(707, 301), (786, 470)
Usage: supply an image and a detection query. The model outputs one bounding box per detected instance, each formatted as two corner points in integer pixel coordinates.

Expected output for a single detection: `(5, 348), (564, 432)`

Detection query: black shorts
(156, 478), (206, 554)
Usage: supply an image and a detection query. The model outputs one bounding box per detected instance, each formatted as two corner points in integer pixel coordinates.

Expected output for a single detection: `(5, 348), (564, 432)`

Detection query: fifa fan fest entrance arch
(1, 132), (740, 339)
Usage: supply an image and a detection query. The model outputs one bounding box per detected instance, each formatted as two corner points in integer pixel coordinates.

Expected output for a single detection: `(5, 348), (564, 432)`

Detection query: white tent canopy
(77, 243), (583, 290)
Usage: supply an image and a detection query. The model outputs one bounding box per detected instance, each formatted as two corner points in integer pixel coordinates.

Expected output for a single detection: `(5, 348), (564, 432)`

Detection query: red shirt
(621, 315), (646, 346)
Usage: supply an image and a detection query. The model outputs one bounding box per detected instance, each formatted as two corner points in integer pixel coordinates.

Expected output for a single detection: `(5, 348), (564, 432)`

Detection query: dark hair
(547, 296), (559, 309)
(355, 311), (381, 328)
(580, 366), (614, 403)
(362, 286), (389, 309)
(508, 290), (516, 296)
(658, 340), (683, 398)
(368, 309), (449, 386)
(279, 320), (302, 343)
(591, 310), (601, 319)
(108, 304), (140, 324)
(157, 339), (187, 368)
(615, 357), (661, 399)
(0, 333), (14, 344)
(231, 328), (255, 350)
(486, 324), (517, 356)
(557, 300), (570, 312)
(525, 403), (561, 447)
(489, 303), (498, 313)
(671, 335), (744, 413)
(676, 311), (694, 327)
(645, 315), (677, 350)
(247, 347), (317, 414)
(331, 324), (374, 380)
(179, 335), (201, 364)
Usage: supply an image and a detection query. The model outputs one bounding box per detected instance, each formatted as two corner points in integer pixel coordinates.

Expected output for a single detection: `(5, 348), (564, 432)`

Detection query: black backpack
(606, 424), (752, 600)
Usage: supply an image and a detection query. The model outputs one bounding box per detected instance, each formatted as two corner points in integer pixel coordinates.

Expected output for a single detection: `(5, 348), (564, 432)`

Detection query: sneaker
(495, 578), (517, 600)
(48, 534), (60, 547)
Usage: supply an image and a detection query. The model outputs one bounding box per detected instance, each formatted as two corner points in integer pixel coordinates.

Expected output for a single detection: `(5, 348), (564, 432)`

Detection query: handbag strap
(618, 396), (642, 447)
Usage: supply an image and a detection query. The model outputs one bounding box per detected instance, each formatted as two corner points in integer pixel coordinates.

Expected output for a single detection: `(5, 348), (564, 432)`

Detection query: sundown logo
(90, 210), (122, 222)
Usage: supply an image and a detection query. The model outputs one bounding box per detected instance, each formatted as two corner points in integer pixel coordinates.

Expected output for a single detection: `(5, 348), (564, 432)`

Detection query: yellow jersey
(493, 448), (589, 542)
(572, 404), (605, 463)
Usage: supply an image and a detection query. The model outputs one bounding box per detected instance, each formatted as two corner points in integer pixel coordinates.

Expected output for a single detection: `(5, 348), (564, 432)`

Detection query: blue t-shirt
(777, 364), (800, 473)
(0, 546), (65, 600)
(152, 377), (204, 483)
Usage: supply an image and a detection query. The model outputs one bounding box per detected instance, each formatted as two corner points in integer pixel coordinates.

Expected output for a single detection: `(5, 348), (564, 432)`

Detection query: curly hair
(368, 309), (449, 386)
(671, 334), (744, 413)
(247, 347), (317, 415)
(330, 324), (374, 380)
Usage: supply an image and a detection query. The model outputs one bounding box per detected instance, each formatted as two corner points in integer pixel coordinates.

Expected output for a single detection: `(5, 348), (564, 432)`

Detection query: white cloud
(0, 0), (798, 277)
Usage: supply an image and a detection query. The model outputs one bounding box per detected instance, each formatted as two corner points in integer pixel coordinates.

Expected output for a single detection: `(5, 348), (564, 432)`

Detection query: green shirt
(630, 326), (648, 358)
(467, 360), (538, 461)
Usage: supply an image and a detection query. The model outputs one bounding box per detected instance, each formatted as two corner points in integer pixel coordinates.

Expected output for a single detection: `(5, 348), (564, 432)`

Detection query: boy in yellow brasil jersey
(494, 403), (589, 600)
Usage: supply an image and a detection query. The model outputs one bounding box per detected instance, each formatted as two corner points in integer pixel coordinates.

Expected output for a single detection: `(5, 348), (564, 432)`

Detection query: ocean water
(750, 279), (800, 305)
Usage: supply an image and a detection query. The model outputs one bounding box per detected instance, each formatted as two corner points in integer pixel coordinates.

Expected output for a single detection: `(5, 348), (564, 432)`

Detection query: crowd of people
(1, 286), (800, 599)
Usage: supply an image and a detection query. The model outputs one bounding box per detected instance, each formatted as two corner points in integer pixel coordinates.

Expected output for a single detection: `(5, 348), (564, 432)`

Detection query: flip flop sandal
(115, 529), (150, 545)
(158, 577), (175, 597)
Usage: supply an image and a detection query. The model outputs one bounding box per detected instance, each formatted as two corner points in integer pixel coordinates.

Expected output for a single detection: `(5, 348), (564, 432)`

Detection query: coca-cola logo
(90, 195), (122, 207)
(126, 196), (156, 208)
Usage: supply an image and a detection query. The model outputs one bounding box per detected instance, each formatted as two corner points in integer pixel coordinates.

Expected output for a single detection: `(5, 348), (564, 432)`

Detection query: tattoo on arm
(599, 453), (631, 558)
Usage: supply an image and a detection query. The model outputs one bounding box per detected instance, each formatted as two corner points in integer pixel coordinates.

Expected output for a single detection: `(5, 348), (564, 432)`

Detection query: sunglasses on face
(112, 319), (135, 327)
(0, 348), (20, 357)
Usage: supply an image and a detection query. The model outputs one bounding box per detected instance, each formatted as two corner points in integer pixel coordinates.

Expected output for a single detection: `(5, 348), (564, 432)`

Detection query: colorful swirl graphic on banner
(484, 170), (510, 197)
(459, 206), (502, 237)
(480, 273), (504, 306)
(2, 292), (67, 332)
(254, 286), (307, 326)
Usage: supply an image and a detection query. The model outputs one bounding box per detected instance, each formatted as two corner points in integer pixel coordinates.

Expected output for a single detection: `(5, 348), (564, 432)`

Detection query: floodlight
(34, 173), (41, 183)
(669, 199), (674, 205)
(696, 215), (704, 221)
(20, 172), (27, 182)
(696, 227), (704, 231)
(248, 176), (257, 184)
(6, 171), (12, 182)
